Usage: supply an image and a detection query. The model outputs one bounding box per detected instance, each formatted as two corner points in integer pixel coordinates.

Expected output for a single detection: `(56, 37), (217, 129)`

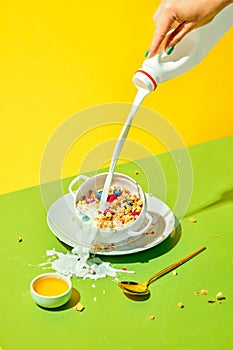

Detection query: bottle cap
(132, 70), (157, 91)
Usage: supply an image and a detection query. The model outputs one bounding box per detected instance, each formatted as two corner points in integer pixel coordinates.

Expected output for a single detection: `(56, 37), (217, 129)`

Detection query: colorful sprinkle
(86, 196), (95, 204)
(107, 194), (117, 202)
(82, 215), (90, 222)
(96, 191), (103, 200)
(113, 189), (121, 196)
(132, 211), (140, 217)
(103, 207), (111, 216)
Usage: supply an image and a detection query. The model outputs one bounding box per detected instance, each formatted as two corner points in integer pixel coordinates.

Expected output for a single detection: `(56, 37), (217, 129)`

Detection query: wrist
(215, 0), (233, 12)
(222, 0), (233, 6)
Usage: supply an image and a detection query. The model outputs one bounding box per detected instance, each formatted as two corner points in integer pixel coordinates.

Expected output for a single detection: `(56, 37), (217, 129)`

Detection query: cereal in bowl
(76, 185), (143, 230)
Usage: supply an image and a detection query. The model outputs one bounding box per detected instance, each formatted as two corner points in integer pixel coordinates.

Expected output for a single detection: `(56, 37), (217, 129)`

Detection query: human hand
(148, 0), (232, 57)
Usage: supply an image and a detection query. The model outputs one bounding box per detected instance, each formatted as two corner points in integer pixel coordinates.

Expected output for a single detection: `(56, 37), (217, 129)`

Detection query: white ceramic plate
(47, 193), (175, 256)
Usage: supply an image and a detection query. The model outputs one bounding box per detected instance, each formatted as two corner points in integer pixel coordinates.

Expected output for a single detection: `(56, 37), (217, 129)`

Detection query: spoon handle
(146, 247), (206, 286)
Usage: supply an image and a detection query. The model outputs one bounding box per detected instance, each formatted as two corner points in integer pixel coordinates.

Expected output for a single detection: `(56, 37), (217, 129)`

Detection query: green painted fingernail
(166, 46), (174, 55)
(145, 50), (150, 58)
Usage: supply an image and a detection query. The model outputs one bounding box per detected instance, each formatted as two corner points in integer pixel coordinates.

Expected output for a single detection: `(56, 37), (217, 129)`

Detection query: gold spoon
(119, 247), (206, 295)
(122, 288), (151, 301)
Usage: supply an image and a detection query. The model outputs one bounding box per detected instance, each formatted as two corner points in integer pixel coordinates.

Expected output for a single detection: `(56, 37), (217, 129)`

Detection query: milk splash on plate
(43, 211), (134, 281)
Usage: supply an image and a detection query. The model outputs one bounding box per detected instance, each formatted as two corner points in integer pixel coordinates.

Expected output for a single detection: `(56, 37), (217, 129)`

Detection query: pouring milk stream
(99, 4), (233, 210)
(99, 88), (150, 210)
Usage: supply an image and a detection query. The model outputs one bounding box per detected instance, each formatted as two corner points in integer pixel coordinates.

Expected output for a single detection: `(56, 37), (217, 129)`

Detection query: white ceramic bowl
(68, 172), (152, 246)
(30, 273), (72, 308)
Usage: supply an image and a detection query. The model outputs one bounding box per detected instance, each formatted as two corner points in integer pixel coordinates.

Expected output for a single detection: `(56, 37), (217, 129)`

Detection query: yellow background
(1, 0), (232, 194)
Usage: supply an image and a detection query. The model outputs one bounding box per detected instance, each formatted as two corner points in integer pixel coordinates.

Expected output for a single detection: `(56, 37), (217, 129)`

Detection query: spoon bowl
(119, 247), (206, 296)
(123, 288), (151, 301)
(119, 281), (149, 294)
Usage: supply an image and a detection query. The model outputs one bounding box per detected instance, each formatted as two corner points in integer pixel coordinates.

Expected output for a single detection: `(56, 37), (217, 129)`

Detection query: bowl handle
(128, 213), (153, 237)
(68, 175), (90, 199)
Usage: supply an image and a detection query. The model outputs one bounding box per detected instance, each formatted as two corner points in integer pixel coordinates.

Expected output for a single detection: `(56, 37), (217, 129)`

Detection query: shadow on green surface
(99, 216), (182, 264)
(121, 289), (151, 302)
(186, 185), (233, 217)
(38, 288), (81, 312)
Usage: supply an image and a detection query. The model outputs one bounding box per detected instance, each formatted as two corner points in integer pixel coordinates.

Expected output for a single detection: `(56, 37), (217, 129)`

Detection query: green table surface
(1, 136), (232, 350)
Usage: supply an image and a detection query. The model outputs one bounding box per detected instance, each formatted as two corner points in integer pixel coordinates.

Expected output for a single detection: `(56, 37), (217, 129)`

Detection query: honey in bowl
(30, 273), (72, 308)
(33, 275), (69, 296)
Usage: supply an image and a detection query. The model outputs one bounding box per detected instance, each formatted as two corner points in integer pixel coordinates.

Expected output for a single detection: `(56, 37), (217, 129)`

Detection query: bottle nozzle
(132, 70), (157, 91)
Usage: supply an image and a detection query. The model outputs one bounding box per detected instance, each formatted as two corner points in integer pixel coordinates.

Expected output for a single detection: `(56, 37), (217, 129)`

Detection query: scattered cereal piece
(134, 170), (139, 175)
(146, 230), (155, 235)
(178, 302), (184, 308)
(93, 297), (97, 302)
(170, 227), (176, 238)
(92, 245), (100, 251)
(189, 217), (197, 223)
(172, 271), (178, 276)
(193, 291), (199, 296)
(74, 303), (85, 312)
(150, 315), (155, 320)
(216, 292), (225, 300)
(91, 284), (96, 288)
(201, 289), (208, 295)
(18, 236), (23, 243)
(216, 291), (223, 300)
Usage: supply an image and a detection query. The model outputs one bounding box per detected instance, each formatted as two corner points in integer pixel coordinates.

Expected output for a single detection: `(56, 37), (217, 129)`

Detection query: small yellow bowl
(30, 273), (72, 308)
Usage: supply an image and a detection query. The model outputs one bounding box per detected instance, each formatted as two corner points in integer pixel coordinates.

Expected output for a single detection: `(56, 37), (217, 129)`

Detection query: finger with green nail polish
(145, 50), (150, 58)
(166, 46), (174, 55)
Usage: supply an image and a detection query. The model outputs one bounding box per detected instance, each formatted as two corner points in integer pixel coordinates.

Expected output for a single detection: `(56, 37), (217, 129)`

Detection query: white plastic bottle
(133, 4), (233, 91)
